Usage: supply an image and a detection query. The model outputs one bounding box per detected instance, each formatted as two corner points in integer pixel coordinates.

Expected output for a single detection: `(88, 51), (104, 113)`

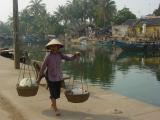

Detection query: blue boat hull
(115, 40), (160, 51)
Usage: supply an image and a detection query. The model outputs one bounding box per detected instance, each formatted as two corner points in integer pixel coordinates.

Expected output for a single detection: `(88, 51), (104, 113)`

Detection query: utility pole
(13, 0), (20, 69)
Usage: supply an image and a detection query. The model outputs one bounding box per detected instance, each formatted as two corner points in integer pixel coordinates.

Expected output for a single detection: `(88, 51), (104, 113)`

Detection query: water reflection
(63, 46), (116, 88)
(62, 45), (160, 86)
(116, 50), (160, 81)
(28, 45), (160, 84)
(28, 44), (160, 106)
(62, 45), (160, 106)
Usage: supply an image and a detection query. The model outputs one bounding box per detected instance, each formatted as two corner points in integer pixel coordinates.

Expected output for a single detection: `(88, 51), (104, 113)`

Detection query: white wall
(112, 25), (129, 37)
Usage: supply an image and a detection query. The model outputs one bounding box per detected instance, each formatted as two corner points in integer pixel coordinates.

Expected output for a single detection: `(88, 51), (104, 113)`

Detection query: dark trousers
(48, 81), (61, 99)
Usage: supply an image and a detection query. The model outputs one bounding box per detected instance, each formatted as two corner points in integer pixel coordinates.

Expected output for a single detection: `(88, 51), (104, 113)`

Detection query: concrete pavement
(0, 56), (160, 120)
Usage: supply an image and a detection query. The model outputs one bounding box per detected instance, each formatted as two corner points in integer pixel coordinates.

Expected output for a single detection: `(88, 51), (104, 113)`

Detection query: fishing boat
(115, 40), (160, 51)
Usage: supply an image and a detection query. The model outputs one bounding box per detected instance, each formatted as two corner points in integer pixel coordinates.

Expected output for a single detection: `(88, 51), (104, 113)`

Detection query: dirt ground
(0, 94), (26, 120)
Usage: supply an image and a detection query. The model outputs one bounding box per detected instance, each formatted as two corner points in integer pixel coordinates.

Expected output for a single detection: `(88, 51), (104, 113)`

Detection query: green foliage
(53, 0), (117, 33)
(19, 0), (47, 35)
(2, 0), (138, 40)
(0, 22), (11, 34)
(113, 7), (136, 25)
(153, 4), (160, 16)
(94, 0), (117, 27)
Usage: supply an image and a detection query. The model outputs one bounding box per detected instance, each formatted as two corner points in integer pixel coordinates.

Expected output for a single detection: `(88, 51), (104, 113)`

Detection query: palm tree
(27, 0), (46, 16)
(95, 0), (116, 27)
(153, 4), (160, 16)
(65, 0), (83, 23)
(54, 5), (69, 25)
(25, 0), (47, 36)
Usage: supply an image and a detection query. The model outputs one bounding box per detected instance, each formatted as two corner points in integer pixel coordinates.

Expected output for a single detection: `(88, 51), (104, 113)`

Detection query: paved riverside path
(0, 56), (160, 120)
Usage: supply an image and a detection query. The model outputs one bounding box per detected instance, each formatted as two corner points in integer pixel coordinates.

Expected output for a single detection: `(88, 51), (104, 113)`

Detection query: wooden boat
(0, 49), (27, 63)
(0, 49), (14, 58)
(115, 40), (160, 51)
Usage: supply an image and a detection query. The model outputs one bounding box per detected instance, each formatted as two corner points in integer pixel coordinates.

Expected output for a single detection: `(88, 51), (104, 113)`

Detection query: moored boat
(0, 49), (14, 58)
(115, 40), (160, 51)
(96, 40), (114, 46)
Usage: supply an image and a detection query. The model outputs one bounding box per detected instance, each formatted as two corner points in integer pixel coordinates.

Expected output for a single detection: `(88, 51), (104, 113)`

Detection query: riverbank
(0, 56), (160, 120)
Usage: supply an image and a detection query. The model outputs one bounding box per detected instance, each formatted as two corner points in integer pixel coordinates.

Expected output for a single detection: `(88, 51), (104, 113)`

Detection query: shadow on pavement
(42, 108), (131, 120)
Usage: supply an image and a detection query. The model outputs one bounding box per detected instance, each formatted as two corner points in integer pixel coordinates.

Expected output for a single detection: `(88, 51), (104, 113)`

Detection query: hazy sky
(0, 0), (159, 22)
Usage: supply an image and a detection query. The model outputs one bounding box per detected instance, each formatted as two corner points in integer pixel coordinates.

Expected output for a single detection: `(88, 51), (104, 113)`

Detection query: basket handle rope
(80, 70), (89, 93)
(27, 60), (32, 84)
(81, 72), (84, 93)
(67, 55), (89, 93)
(17, 51), (36, 85)
(17, 62), (23, 84)
(79, 56), (89, 93)
(17, 56), (26, 84)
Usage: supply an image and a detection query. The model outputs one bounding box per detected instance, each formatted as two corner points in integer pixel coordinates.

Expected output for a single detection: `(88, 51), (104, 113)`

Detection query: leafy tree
(113, 7), (136, 25)
(54, 5), (70, 26)
(27, 0), (46, 16)
(153, 4), (160, 16)
(19, 0), (65, 37)
(22, 0), (47, 35)
(54, 0), (117, 35)
(47, 15), (64, 35)
(0, 22), (11, 34)
(3, 0), (119, 40)
(94, 0), (117, 27)
(19, 9), (32, 34)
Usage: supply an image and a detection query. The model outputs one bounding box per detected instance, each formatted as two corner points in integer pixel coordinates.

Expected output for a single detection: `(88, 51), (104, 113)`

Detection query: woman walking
(37, 39), (80, 116)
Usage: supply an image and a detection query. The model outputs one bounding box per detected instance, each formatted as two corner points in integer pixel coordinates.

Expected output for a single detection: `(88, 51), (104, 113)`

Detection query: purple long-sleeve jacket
(39, 52), (76, 82)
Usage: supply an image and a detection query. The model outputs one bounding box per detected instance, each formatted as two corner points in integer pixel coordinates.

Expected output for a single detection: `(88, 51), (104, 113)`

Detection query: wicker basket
(64, 90), (89, 103)
(16, 84), (39, 97)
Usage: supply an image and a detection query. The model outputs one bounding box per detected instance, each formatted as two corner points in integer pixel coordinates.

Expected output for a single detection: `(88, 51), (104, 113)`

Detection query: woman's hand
(74, 52), (80, 57)
(36, 75), (43, 85)
(73, 52), (80, 62)
(36, 79), (41, 85)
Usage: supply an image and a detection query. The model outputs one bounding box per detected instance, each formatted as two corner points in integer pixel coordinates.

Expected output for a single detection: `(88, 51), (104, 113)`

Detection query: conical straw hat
(45, 39), (64, 49)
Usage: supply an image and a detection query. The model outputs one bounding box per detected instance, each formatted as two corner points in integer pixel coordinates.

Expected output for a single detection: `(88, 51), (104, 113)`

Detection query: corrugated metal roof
(123, 17), (160, 27)
(122, 19), (137, 26)
(139, 18), (160, 26)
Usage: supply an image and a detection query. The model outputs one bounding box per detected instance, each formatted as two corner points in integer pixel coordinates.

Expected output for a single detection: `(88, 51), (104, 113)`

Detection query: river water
(30, 44), (160, 106)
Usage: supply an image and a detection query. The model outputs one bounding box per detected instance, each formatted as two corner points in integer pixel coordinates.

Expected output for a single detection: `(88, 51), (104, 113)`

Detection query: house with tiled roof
(124, 16), (160, 39)
(137, 17), (160, 39)
(111, 16), (160, 41)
